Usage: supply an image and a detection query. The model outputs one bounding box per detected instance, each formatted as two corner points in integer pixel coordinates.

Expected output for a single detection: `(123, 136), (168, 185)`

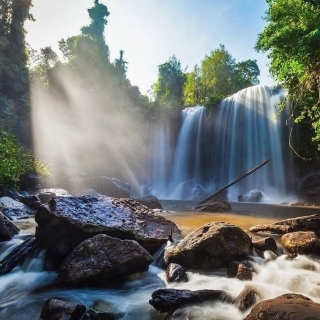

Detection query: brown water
(160, 201), (320, 235)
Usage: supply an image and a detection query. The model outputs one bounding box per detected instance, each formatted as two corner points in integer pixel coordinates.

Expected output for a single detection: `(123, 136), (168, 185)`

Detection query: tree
(0, 0), (34, 142)
(153, 55), (186, 116)
(183, 64), (202, 106)
(255, 0), (320, 146)
(183, 45), (260, 107)
(81, 0), (110, 62)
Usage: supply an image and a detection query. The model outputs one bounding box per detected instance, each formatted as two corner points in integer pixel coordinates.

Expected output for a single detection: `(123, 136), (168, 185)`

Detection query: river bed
(1, 202), (320, 319)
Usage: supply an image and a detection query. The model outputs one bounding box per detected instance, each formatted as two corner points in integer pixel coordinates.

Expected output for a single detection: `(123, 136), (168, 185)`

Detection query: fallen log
(197, 158), (270, 206)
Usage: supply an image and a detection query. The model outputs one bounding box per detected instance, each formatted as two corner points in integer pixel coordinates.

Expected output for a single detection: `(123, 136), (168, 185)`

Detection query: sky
(25, 0), (273, 95)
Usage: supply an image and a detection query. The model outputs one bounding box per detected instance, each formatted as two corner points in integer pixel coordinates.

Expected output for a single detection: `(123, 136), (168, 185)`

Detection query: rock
(0, 188), (20, 200)
(0, 211), (20, 241)
(252, 237), (277, 252)
(40, 298), (86, 320)
(35, 195), (180, 260)
(164, 222), (252, 269)
(234, 286), (259, 311)
(58, 234), (153, 287)
(238, 190), (263, 203)
(0, 196), (35, 220)
(149, 288), (233, 313)
(281, 231), (320, 254)
(297, 173), (320, 204)
(83, 300), (124, 320)
(227, 261), (254, 280)
(0, 237), (38, 275)
(194, 200), (232, 212)
(165, 263), (188, 283)
(249, 214), (320, 234)
(136, 195), (162, 209)
(71, 176), (130, 198)
(244, 293), (320, 320)
(18, 194), (41, 209)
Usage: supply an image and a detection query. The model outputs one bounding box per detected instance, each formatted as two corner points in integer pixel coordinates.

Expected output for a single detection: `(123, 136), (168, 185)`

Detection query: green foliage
(0, 132), (50, 189)
(183, 45), (260, 107)
(152, 56), (187, 117)
(255, 0), (320, 147)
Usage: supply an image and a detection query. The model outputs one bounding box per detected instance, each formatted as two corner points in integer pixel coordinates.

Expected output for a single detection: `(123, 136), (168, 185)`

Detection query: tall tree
(255, 0), (320, 145)
(81, 0), (110, 62)
(153, 55), (186, 116)
(0, 0), (34, 142)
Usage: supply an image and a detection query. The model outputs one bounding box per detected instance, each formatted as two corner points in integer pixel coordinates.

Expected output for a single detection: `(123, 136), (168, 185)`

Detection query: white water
(210, 85), (291, 202)
(1, 235), (320, 319)
(144, 85), (293, 203)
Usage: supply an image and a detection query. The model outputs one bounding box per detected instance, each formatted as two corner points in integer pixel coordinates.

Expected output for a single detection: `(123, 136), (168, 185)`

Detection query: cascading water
(170, 106), (206, 199)
(208, 85), (291, 202)
(143, 85), (293, 202)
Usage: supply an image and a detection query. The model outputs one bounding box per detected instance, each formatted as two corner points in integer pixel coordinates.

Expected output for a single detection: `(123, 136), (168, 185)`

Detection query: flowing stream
(1, 203), (320, 319)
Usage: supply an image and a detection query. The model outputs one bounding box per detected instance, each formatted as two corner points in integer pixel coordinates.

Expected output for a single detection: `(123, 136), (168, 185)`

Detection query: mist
(31, 59), (147, 194)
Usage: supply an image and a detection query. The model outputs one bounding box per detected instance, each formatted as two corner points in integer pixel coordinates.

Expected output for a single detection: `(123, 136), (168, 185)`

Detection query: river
(1, 202), (320, 319)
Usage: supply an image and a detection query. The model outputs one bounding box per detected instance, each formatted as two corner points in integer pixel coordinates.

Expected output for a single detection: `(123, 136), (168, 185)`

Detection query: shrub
(0, 131), (50, 189)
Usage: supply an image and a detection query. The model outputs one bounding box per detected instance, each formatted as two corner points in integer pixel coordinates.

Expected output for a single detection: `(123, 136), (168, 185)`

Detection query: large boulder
(35, 195), (180, 260)
(164, 222), (252, 269)
(244, 293), (320, 320)
(0, 196), (35, 220)
(0, 211), (20, 241)
(281, 231), (320, 255)
(71, 176), (130, 198)
(58, 234), (153, 287)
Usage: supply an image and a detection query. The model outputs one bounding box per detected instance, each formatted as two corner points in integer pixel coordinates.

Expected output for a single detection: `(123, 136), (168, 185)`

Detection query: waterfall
(209, 85), (291, 201)
(170, 106), (206, 199)
(143, 85), (292, 202)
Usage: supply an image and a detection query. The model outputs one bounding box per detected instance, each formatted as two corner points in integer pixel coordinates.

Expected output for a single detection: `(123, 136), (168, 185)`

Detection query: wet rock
(19, 194), (41, 209)
(0, 237), (38, 275)
(238, 190), (263, 203)
(58, 234), (153, 287)
(194, 200), (231, 212)
(252, 237), (277, 252)
(149, 288), (233, 313)
(297, 173), (320, 204)
(0, 211), (20, 241)
(40, 298), (86, 320)
(165, 263), (188, 283)
(164, 222), (252, 269)
(281, 231), (320, 254)
(20, 173), (42, 191)
(136, 195), (162, 209)
(234, 286), (259, 311)
(0, 196), (35, 220)
(71, 176), (130, 198)
(244, 293), (320, 320)
(83, 300), (124, 320)
(227, 260), (254, 280)
(249, 214), (320, 234)
(0, 188), (20, 200)
(35, 195), (180, 260)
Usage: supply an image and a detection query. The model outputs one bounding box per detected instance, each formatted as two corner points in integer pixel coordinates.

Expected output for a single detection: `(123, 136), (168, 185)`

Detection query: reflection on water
(1, 202), (320, 319)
